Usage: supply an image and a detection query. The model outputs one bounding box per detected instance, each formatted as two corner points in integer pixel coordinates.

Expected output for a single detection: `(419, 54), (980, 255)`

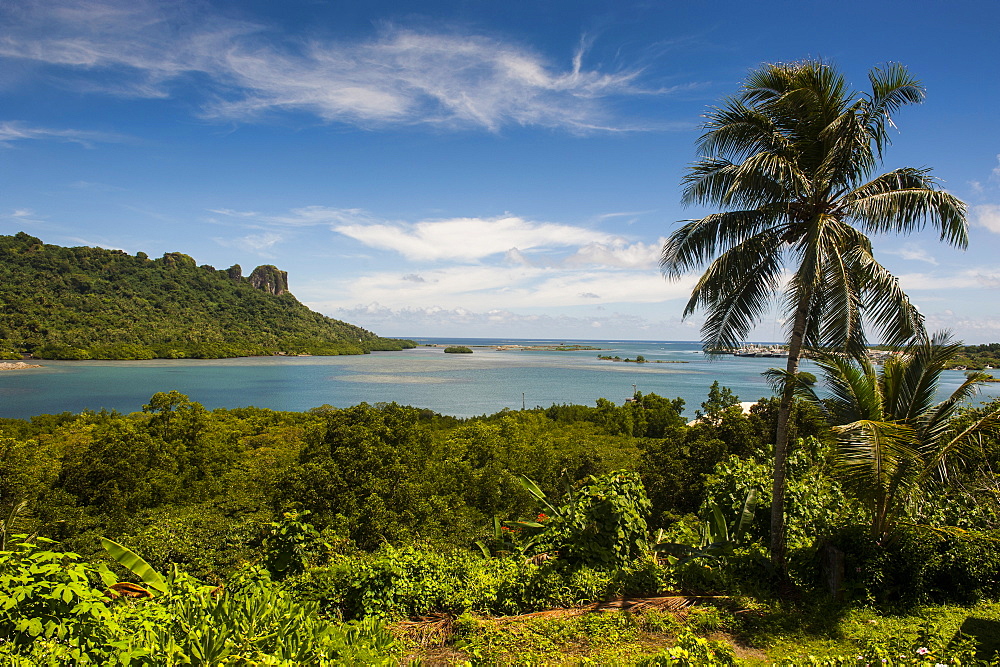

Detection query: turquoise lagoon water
(1, 338), (997, 419)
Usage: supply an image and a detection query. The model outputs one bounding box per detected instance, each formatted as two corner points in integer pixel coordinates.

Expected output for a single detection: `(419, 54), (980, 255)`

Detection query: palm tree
(660, 61), (968, 569)
(801, 332), (1000, 537)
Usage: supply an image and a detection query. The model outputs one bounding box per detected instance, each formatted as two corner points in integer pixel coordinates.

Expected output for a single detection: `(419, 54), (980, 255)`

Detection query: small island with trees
(444, 345), (473, 353)
(598, 354), (688, 364)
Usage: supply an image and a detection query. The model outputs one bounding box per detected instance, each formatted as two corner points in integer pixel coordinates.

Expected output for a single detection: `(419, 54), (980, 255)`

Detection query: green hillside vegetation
(945, 343), (1000, 370)
(0, 232), (414, 359)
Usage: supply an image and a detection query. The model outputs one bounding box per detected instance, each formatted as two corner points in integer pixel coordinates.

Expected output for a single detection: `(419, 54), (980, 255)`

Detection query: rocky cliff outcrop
(248, 265), (289, 296)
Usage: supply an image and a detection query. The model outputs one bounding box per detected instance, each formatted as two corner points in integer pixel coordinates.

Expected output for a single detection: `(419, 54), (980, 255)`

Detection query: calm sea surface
(1, 338), (997, 419)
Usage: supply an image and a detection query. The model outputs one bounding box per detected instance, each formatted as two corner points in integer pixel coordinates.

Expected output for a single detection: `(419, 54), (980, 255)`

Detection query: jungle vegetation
(3, 60), (999, 665)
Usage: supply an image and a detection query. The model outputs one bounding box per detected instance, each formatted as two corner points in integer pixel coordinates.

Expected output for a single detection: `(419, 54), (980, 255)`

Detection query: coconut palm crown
(660, 60), (968, 568)
(802, 332), (1000, 537)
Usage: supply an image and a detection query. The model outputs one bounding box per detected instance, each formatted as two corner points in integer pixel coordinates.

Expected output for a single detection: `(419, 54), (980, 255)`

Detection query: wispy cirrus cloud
(0, 1), (684, 132)
(214, 232), (283, 257)
(205, 207), (379, 235)
(884, 242), (938, 265)
(0, 120), (125, 147)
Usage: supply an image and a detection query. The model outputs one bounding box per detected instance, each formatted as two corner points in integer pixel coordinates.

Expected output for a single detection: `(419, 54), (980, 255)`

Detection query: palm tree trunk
(770, 294), (810, 572)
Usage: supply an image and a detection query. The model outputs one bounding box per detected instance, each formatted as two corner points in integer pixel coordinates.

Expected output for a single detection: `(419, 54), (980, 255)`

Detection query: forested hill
(0, 232), (414, 359)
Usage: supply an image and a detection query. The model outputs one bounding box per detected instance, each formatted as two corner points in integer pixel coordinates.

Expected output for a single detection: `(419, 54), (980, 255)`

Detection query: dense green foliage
(945, 343), (1000, 370)
(443, 346), (473, 353)
(0, 232), (414, 359)
(802, 333), (1000, 537)
(0, 537), (397, 664)
(2, 368), (1000, 663)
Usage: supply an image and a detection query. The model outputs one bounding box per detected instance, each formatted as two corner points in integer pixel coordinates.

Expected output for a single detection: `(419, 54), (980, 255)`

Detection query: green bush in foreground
(0, 536), (398, 665)
(291, 544), (671, 621)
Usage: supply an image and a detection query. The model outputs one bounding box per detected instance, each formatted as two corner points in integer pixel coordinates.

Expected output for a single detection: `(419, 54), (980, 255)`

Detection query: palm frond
(686, 233), (785, 350)
(660, 208), (785, 278)
(846, 245), (924, 347)
(698, 101), (792, 162)
(727, 151), (810, 205)
(833, 419), (921, 534)
(864, 63), (925, 156)
(810, 350), (884, 423)
(919, 401), (1000, 484)
(844, 169), (968, 248)
(815, 102), (878, 189)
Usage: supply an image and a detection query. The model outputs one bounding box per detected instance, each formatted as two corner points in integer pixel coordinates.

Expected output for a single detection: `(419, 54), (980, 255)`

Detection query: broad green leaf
(100, 537), (168, 595)
(733, 488), (758, 543)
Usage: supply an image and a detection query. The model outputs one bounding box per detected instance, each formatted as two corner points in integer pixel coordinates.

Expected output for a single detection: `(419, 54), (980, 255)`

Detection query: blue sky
(2, 0), (1000, 343)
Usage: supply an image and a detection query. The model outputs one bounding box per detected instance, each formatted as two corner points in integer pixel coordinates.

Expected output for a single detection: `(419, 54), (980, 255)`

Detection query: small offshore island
(427, 343), (604, 352)
(598, 354), (688, 364)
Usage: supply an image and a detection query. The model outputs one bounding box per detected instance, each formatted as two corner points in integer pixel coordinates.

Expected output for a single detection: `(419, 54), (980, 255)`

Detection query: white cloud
(564, 239), (664, 269)
(214, 232), (283, 255)
(974, 204), (1000, 234)
(0, 120), (124, 147)
(323, 301), (696, 339)
(300, 262), (694, 312)
(1, 208), (47, 226)
(333, 215), (617, 262)
(885, 242), (938, 265)
(208, 206), (376, 228)
(0, 1), (673, 132)
(899, 268), (1000, 290)
(70, 180), (125, 191)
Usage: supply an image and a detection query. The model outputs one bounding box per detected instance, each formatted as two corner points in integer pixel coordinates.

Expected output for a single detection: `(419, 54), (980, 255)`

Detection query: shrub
(524, 471), (653, 568)
(0, 536), (398, 664)
(829, 525), (1000, 605)
(444, 346), (473, 354)
(290, 544), (673, 620)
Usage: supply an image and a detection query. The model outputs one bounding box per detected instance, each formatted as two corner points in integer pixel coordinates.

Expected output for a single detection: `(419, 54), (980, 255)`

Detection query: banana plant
(0, 498), (30, 551)
(475, 515), (541, 558)
(654, 489), (757, 565)
(100, 537), (169, 595)
(475, 474), (574, 558)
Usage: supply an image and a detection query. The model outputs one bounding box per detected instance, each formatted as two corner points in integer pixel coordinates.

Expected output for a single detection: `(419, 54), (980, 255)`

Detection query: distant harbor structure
(720, 344), (789, 358)
(718, 344), (908, 365)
